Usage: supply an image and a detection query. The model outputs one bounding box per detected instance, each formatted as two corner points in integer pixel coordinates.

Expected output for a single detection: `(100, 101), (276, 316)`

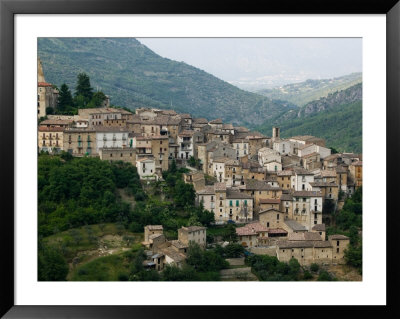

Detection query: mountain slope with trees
(256, 83), (362, 153)
(257, 72), (362, 107)
(38, 38), (295, 126)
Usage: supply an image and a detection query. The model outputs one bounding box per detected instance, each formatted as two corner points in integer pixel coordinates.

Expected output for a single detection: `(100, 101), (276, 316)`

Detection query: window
(120, 153), (123, 157)
(337, 241), (340, 246)
(236, 200), (239, 207)
(230, 200), (233, 206)
(302, 184), (305, 190)
(337, 248), (340, 253)
(266, 222), (270, 228)
(277, 214), (279, 220)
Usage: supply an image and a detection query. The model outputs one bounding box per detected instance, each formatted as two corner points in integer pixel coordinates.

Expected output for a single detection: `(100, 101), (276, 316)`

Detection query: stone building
(178, 226), (207, 248)
(349, 161), (362, 188)
(38, 126), (64, 154)
(95, 126), (129, 153)
(99, 148), (136, 166)
(136, 157), (157, 180)
(63, 127), (97, 156)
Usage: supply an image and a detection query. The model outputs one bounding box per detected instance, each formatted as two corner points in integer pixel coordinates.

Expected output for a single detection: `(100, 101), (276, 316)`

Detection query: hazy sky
(137, 38), (362, 91)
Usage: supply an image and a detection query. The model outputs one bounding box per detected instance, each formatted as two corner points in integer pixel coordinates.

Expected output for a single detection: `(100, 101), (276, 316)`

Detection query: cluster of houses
(38, 61), (362, 267)
(141, 225), (206, 270)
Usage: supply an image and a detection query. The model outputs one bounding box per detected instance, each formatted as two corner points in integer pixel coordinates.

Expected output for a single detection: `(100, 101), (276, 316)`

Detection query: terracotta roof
(38, 126), (65, 132)
(182, 226), (206, 232)
(280, 194), (293, 201)
(312, 224), (326, 231)
(313, 241), (332, 248)
(259, 208), (280, 214)
(284, 220), (307, 231)
(351, 161), (362, 166)
(302, 152), (320, 159)
(135, 135), (168, 140)
(324, 154), (341, 161)
(40, 119), (72, 125)
(310, 182), (338, 187)
(277, 240), (314, 249)
(171, 240), (188, 249)
(267, 228), (288, 234)
(329, 234), (349, 240)
(236, 227), (257, 236)
(233, 126), (250, 133)
(277, 170), (294, 176)
(160, 247), (186, 263)
(259, 199), (281, 204)
(292, 191), (323, 197)
(236, 222), (268, 236)
(226, 189), (253, 199)
(193, 118), (209, 124)
(147, 225), (163, 231)
(320, 170), (337, 177)
(149, 233), (164, 240)
(38, 82), (53, 87)
(196, 185), (215, 195)
(209, 118), (223, 124)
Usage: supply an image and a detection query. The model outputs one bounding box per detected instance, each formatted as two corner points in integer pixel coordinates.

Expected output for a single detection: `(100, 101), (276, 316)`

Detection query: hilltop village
(37, 63), (362, 275)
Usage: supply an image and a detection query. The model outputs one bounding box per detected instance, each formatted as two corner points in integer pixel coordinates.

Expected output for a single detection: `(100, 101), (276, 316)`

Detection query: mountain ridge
(38, 38), (295, 127)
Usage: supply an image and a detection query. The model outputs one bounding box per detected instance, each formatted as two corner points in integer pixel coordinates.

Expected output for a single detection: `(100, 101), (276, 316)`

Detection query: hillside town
(37, 58), (362, 275)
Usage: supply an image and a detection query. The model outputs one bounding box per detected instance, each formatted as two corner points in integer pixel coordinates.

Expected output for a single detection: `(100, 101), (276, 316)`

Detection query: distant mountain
(257, 73), (362, 107)
(37, 38), (295, 127)
(256, 83), (362, 153)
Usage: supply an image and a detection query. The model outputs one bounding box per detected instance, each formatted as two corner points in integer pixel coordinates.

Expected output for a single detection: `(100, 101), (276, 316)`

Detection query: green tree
(224, 243), (245, 258)
(310, 263), (319, 273)
(317, 270), (336, 281)
(88, 91), (107, 108)
(57, 83), (74, 112)
(38, 244), (69, 281)
(46, 106), (54, 115)
(74, 73), (93, 106)
(222, 224), (238, 243)
(344, 243), (362, 271)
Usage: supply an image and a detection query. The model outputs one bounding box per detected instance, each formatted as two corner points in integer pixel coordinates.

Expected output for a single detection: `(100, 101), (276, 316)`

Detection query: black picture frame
(1, 0), (399, 318)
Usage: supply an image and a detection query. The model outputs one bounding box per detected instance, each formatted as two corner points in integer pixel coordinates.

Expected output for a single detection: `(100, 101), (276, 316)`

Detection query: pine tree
(75, 73), (93, 106)
(57, 83), (74, 112)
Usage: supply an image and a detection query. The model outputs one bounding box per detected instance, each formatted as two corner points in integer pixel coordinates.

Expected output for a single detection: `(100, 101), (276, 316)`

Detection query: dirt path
(67, 234), (133, 276)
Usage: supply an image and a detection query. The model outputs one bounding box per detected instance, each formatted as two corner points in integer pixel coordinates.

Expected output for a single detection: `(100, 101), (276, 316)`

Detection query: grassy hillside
(257, 72), (362, 107)
(38, 38), (295, 126)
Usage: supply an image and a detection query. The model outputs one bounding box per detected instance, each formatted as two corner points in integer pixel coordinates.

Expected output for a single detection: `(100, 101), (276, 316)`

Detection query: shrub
(310, 263), (319, 273)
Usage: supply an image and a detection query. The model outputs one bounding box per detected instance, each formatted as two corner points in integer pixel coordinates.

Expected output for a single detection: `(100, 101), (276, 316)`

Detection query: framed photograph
(1, 0), (398, 317)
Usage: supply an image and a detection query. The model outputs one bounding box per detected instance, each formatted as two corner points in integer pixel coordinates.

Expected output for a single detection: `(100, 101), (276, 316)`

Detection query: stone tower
(272, 127), (280, 140)
(37, 57), (45, 83)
